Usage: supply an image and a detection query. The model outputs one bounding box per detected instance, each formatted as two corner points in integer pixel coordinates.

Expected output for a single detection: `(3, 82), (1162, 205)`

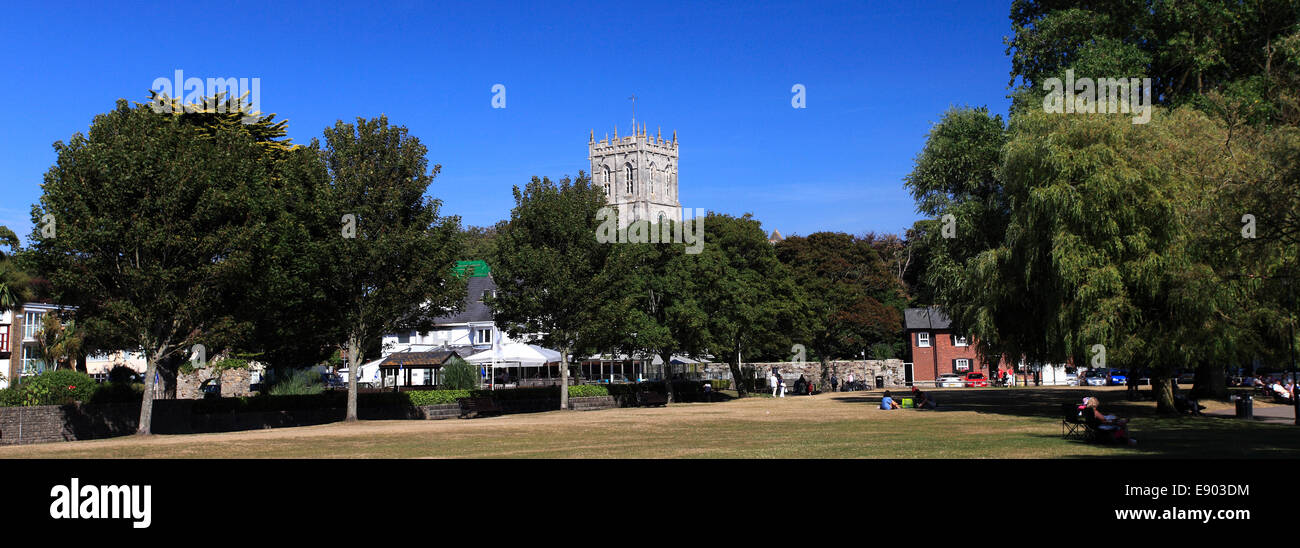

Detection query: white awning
(464, 343), (562, 367)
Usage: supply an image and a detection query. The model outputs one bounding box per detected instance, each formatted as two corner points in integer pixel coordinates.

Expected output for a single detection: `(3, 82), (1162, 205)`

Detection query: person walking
(770, 370), (779, 397)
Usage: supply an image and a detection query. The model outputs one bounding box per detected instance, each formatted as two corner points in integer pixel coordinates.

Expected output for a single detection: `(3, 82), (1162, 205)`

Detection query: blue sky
(0, 0), (1013, 242)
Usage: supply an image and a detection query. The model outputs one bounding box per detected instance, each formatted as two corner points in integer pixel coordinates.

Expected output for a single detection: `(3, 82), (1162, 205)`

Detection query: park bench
(457, 397), (503, 419)
(639, 392), (668, 407)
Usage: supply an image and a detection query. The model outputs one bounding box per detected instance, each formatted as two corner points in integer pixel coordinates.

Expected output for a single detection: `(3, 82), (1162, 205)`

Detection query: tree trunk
(559, 347), (569, 410)
(345, 334), (361, 422)
(137, 351), (160, 435)
(819, 357), (831, 394)
(661, 351), (675, 403)
(1152, 376), (1177, 414)
(1191, 363), (1226, 400)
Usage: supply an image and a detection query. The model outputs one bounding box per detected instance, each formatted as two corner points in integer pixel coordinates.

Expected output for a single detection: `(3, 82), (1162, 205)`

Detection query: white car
(1083, 371), (1108, 386)
(937, 374), (965, 388)
(1064, 373), (1078, 386)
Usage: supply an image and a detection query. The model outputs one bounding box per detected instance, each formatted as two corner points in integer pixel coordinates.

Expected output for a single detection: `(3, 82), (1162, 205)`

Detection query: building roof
(432, 275), (497, 324)
(379, 350), (462, 368)
(453, 260), (491, 278)
(904, 306), (954, 330)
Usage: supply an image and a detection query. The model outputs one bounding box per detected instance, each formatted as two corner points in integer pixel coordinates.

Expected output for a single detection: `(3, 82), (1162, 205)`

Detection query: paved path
(1206, 404), (1298, 425)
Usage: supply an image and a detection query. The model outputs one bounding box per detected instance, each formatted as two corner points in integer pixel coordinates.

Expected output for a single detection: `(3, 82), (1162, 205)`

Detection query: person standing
(778, 374), (786, 398)
(831, 374), (839, 392)
(770, 369), (779, 397)
(847, 372), (855, 391)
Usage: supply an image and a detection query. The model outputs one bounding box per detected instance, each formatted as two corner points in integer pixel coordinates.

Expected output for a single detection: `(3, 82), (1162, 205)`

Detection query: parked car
(1084, 371), (1108, 386)
(1177, 372), (1196, 386)
(963, 372), (988, 387)
(937, 374), (965, 387)
(1064, 373), (1079, 386)
(1107, 369), (1128, 386)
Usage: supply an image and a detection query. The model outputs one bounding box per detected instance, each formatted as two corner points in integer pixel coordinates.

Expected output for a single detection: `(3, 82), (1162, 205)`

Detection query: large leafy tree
(695, 213), (800, 396)
(903, 106), (1013, 369)
(318, 116), (465, 422)
(491, 174), (610, 410)
(32, 97), (287, 433)
(591, 219), (711, 402)
(775, 232), (906, 379)
(0, 226), (35, 313)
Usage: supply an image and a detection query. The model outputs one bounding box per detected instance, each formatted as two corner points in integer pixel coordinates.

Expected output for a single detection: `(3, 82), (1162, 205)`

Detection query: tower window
(625, 164), (634, 194)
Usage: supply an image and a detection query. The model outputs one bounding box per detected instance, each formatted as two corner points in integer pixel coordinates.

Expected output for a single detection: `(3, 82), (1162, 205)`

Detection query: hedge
(189, 385), (612, 414)
(0, 370), (144, 407)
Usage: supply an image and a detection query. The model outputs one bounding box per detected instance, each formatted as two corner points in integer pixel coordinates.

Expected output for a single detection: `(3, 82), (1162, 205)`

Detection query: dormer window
(953, 335), (969, 347)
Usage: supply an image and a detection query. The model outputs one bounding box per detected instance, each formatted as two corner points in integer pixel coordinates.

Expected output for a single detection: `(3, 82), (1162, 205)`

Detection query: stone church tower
(588, 122), (680, 228)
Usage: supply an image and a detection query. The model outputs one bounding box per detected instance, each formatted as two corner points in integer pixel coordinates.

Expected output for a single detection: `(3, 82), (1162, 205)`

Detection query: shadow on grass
(827, 387), (1300, 458)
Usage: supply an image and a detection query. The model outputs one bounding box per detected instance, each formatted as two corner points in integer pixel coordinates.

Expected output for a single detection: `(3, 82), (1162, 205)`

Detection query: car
(1107, 369), (1128, 386)
(963, 372), (988, 387)
(1083, 370), (1108, 386)
(1064, 373), (1079, 386)
(1177, 372), (1196, 385)
(937, 374), (965, 388)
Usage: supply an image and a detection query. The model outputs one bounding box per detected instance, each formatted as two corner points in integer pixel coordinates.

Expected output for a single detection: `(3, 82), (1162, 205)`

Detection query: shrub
(441, 357), (478, 390)
(20, 369), (98, 406)
(89, 382), (144, 404)
(266, 369), (325, 396)
(708, 379), (731, 390)
(0, 387), (21, 406)
(568, 385), (608, 398)
(406, 390), (471, 405)
(107, 365), (141, 384)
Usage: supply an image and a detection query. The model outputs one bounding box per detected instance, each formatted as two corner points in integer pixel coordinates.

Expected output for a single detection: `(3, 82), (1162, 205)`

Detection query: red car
(964, 372), (989, 387)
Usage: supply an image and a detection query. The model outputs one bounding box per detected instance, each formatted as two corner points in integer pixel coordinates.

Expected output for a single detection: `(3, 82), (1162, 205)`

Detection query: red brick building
(904, 307), (1011, 384)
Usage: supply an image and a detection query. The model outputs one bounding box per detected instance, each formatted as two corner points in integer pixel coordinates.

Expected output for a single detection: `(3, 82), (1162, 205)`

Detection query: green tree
(592, 219), (710, 401)
(0, 226), (34, 313)
(775, 232), (906, 384)
(35, 311), (82, 372)
(695, 213), (800, 396)
(317, 116), (465, 422)
(491, 174), (611, 410)
(440, 357), (477, 390)
(31, 97), (285, 433)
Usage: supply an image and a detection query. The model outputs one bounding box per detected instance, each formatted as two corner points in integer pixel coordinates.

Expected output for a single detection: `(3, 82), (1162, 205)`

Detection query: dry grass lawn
(0, 386), (1293, 458)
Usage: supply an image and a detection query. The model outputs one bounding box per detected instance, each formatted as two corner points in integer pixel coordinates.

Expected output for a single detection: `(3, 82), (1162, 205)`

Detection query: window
(954, 359), (971, 372)
(917, 332), (931, 347)
(475, 328), (492, 345)
(21, 346), (44, 375)
(604, 183), (610, 196)
(603, 166), (611, 183)
(23, 311), (43, 340)
(953, 335), (969, 347)
(397, 332), (410, 344)
(625, 164), (634, 194)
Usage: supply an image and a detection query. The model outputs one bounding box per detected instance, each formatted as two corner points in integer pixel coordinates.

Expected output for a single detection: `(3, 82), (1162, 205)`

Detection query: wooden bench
(639, 392), (668, 407)
(457, 397), (503, 418)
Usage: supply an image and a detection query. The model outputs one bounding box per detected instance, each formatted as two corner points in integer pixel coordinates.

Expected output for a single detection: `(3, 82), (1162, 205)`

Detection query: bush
(568, 385), (608, 398)
(107, 365), (141, 384)
(441, 358), (478, 390)
(406, 390), (471, 405)
(19, 370), (98, 406)
(0, 387), (22, 406)
(89, 382), (144, 404)
(707, 379), (731, 390)
(266, 369), (325, 396)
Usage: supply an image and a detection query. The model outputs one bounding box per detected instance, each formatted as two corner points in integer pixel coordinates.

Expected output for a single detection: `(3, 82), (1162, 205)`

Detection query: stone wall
(703, 359), (907, 389)
(177, 366), (252, 399)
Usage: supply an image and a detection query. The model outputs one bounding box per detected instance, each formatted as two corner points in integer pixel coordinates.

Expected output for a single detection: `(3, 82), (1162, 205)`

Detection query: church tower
(588, 123), (680, 229)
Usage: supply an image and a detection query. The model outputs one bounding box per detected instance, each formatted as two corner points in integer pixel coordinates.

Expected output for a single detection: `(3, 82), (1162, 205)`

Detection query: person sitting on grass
(914, 390), (937, 409)
(880, 390), (901, 410)
(1084, 396), (1136, 446)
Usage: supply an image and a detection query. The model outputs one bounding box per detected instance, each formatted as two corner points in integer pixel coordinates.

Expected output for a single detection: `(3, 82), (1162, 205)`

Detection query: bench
(639, 392), (668, 407)
(457, 397), (503, 418)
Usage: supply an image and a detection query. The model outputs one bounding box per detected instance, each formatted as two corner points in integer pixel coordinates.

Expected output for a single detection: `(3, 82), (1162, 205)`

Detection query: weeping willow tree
(952, 107), (1255, 413)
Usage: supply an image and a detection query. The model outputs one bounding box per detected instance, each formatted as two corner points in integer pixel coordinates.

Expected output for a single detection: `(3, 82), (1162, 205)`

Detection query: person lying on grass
(1084, 396), (1136, 446)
